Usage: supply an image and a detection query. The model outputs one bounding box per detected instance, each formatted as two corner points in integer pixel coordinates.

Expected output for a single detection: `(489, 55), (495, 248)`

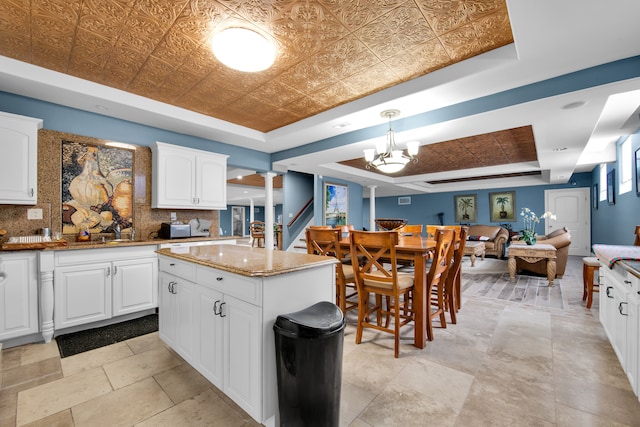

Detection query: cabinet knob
(216, 276), (223, 281)
(624, 280), (632, 285)
(169, 263), (175, 267)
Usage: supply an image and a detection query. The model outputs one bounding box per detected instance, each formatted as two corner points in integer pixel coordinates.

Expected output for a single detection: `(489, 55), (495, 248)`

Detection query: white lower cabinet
(0, 252), (39, 341)
(600, 261), (640, 397)
(54, 247), (158, 330)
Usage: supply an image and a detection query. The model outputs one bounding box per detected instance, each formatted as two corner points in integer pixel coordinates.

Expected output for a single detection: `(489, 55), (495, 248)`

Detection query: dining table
(340, 234), (436, 349)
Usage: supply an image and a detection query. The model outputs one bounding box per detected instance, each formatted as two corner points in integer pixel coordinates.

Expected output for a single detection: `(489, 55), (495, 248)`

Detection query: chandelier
(364, 109), (419, 174)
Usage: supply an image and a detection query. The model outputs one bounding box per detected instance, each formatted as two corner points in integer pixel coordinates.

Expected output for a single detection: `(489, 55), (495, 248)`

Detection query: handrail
(287, 197), (313, 227)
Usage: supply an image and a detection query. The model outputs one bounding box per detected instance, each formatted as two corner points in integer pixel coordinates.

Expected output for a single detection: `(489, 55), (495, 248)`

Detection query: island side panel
(260, 263), (336, 427)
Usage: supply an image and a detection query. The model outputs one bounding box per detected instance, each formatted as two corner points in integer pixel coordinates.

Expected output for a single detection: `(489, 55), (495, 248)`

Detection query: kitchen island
(156, 245), (337, 427)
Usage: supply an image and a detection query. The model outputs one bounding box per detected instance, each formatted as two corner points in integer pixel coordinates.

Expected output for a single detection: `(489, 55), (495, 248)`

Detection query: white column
(369, 185), (377, 231)
(38, 252), (55, 343)
(249, 198), (255, 243)
(262, 172), (277, 250)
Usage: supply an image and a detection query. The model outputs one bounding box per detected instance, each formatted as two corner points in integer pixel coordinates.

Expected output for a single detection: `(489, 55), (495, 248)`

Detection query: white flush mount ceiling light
(211, 28), (275, 72)
(364, 109), (419, 174)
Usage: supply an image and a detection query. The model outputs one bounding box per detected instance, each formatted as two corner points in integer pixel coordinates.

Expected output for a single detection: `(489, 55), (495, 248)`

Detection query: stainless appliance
(189, 218), (211, 237)
(159, 222), (190, 239)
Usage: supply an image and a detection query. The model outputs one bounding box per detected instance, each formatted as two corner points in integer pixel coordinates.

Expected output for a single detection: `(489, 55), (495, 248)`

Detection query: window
(619, 136), (632, 194)
(599, 163), (607, 201)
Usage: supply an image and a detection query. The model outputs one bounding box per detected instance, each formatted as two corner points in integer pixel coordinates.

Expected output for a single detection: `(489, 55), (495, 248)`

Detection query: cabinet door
(0, 253), (38, 340)
(612, 283), (628, 366)
(0, 113), (40, 204)
(54, 263), (112, 329)
(159, 273), (178, 348)
(199, 287), (224, 388)
(196, 153), (227, 209)
(112, 257), (158, 316)
(223, 295), (262, 421)
(175, 279), (199, 364)
(153, 146), (196, 208)
(600, 276), (616, 341)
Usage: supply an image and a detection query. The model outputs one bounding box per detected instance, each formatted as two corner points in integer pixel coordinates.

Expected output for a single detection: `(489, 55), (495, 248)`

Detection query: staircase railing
(287, 197), (313, 227)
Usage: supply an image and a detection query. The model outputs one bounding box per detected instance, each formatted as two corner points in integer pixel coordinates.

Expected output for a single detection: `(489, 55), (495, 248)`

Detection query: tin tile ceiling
(0, 0), (513, 134)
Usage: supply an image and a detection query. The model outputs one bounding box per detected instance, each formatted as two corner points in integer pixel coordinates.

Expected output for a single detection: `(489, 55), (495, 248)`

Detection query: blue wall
(0, 92), (271, 171)
(363, 173), (592, 235)
(591, 129), (640, 245)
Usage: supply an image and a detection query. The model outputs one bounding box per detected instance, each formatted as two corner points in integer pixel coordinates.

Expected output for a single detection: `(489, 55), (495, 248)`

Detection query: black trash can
(273, 301), (346, 427)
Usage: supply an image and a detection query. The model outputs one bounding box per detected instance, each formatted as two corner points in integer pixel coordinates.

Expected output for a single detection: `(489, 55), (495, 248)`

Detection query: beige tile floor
(2, 256), (640, 426)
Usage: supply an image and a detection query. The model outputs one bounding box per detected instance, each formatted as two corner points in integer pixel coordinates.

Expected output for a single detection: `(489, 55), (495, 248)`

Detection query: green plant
(495, 196), (510, 212)
(458, 197), (474, 218)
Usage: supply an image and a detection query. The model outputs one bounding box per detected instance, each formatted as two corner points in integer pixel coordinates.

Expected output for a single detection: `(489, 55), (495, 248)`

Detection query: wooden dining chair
(249, 221), (265, 248)
(350, 230), (415, 358)
(398, 224), (423, 237)
(443, 226), (468, 324)
(425, 229), (455, 340)
(426, 225), (461, 240)
(306, 228), (357, 314)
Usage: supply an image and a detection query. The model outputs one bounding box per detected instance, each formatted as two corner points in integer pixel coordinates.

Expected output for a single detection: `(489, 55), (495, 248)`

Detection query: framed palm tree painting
(454, 194), (477, 223)
(489, 191), (516, 222)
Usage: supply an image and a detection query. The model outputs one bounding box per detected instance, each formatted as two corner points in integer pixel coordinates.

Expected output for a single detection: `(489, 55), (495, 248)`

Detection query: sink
(105, 239), (132, 244)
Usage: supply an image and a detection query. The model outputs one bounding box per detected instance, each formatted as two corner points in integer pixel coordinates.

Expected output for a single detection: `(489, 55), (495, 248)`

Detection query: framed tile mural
(489, 191), (516, 222)
(62, 141), (134, 234)
(323, 182), (348, 227)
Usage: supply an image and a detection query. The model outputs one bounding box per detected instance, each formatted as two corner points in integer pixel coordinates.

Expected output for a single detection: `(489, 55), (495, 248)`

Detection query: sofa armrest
(537, 232), (571, 249)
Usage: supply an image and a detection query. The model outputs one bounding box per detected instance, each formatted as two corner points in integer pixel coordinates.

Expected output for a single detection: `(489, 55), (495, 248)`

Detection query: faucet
(107, 222), (121, 240)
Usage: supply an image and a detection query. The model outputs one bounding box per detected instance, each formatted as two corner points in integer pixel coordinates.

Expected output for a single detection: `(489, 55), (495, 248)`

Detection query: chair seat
(342, 264), (355, 281)
(363, 271), (413, 290)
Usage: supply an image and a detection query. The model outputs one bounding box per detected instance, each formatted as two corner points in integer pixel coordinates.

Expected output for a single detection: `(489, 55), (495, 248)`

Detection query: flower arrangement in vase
(520, 208), (556, 245)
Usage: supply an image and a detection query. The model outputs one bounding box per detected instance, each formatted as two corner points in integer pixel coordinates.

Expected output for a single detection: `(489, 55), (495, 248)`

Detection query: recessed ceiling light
(95, 105), (109, 110)
(562, 101), (587, 109)
(211, 28), (275, 72)
(553, 147), (568, 151)
(333, 122), (350, 129)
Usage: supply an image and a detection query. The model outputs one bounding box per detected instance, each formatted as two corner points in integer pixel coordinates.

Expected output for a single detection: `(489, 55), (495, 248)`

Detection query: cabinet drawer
(611, 264), (640, 295)
(197, 267), (261, 305)
(159, 257), (197, 282)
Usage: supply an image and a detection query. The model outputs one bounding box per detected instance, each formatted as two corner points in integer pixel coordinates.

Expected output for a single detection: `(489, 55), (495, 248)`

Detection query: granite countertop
(621, 260), (640, 279)
(156, 245), (337, 277)
(0, 236), (238, 252)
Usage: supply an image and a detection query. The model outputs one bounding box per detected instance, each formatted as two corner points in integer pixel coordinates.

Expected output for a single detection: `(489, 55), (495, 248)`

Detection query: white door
(545, 188), (590, 256)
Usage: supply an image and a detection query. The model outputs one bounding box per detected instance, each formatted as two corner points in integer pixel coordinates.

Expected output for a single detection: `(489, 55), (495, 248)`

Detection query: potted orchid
(520, 208), (556, 245)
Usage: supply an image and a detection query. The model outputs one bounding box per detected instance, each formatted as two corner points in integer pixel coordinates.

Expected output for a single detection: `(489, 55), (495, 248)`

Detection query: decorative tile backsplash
(0, 129), (219, 241)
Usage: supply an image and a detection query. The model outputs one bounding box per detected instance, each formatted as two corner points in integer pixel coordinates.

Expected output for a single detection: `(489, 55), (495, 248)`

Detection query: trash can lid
(274, 301), (345, 338)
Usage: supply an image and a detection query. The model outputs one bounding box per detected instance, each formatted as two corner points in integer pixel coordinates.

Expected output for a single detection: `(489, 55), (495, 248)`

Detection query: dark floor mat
(56, 314), (158, 358)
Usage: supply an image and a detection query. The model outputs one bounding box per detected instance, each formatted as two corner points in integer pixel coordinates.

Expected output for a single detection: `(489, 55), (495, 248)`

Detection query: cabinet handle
(113, 265), (118, 275)
(106, 267), (111, 277)
(168, 281), (177, 294)
(618, 302), (628, 316)
(219, 301), (226, 317)
(213, 300), (222, 315)
(606, 286), (613, 298)
(216, 276), (223, 281)
(29, 188), (34, 197)
(169, 263), (175, 267)
(624, 280), (632, 285)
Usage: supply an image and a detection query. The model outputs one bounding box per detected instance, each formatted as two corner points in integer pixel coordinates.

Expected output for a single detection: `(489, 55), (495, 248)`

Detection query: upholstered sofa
(467, 225), (509, 259)
(512, 227), (572, 278)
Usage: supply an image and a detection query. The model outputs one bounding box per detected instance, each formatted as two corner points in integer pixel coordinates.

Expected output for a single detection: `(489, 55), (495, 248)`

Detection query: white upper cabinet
(152, 141), (227, 209)
(0, 112), (43, 204)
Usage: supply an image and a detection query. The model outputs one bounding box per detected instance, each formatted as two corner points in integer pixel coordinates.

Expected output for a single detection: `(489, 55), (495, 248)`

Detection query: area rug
(56, 314), (158, 358)
(461, 272), (564, 309)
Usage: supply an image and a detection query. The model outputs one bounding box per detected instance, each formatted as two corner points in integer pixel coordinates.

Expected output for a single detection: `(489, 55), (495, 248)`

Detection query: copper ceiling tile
(339, 126), (537, 177)
(319, 0), (404, 32)
(1, 1), (29, 35)
(0, 0), (514, 132)
(357, 3), (436, 61)
(32, 0), (83, 25)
